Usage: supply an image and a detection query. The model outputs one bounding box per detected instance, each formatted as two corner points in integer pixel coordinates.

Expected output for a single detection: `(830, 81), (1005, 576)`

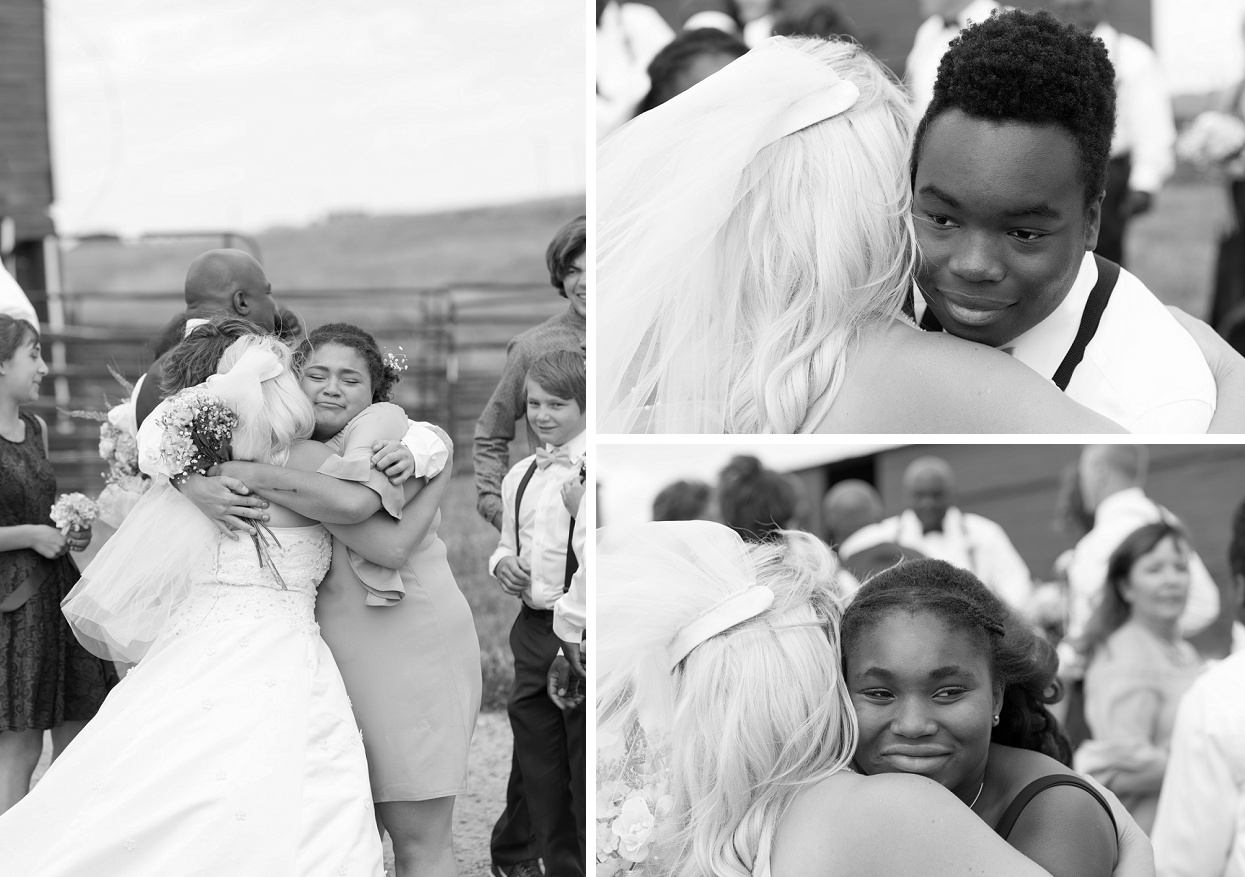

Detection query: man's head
(822, 479), (885, 545)
(183, 249), (278, 332)
(910, 9), (1115, 347)
(1053, 0), (1108, 33)
(1077, 443), (1147, 512)
(903, 457), (956, 533)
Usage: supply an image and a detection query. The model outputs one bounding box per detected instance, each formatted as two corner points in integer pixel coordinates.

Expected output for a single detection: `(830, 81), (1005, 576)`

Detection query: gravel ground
(32, 711), (514, 876)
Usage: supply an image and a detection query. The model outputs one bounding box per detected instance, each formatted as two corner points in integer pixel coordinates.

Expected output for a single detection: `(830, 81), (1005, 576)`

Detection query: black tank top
(994, 775), (1118, 840)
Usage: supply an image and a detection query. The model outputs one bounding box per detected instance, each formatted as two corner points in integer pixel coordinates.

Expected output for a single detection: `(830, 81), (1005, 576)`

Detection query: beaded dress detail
(0, 524), (384, 876)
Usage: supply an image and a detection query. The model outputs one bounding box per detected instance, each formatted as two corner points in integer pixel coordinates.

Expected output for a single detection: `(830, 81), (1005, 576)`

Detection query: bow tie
(536, 447), (576, 469)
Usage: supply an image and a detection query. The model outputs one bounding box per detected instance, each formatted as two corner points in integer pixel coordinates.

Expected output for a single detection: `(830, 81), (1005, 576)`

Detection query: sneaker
(490, 860), (543, 877)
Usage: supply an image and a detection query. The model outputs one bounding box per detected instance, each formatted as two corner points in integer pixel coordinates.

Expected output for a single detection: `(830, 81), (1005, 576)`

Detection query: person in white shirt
(1054, 0), (1175, 268)
(822, 479), (924, 590)
(873, 457), (1033, 612)
(0, 263), (37, 327)
(1066, 445), (1220, 649)
(488, 350), (586, 877)
(1149, 498), (1245, 875)
(910, 9), (1216, 433)
(905, 0), (1002, 118)
(597, 0), (675, 140)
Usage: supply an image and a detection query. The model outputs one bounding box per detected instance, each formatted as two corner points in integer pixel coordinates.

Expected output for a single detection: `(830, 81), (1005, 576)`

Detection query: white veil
(597, 37), (916, 433)
(596, 522), (857, 877)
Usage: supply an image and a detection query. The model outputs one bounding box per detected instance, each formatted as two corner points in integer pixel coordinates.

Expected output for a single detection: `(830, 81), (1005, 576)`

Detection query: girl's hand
(179, 473), (269, 539)
(370, 440), (416, 485)
(29, 525), (67, 558)
(66, 525), (92, 552)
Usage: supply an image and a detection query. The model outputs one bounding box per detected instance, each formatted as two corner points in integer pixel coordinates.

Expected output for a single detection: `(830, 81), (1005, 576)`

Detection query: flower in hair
(382, 347), (408, 375)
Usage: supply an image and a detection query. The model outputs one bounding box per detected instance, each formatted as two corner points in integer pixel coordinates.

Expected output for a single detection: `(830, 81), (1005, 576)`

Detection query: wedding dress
(0, 523), (384, 877)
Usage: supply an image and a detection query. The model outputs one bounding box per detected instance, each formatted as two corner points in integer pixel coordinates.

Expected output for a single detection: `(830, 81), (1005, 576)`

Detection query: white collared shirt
(1096, 23), (1175, 194)
(489, 430), (587, 611)
(905, 0), (1003, 118)
(874, 507), (1033, 611)
(553, 492), (587, 643)
(1066, 487), (1220, 642)
(1151, 651), (1245, 877)
(1008, 252), (1216, 433)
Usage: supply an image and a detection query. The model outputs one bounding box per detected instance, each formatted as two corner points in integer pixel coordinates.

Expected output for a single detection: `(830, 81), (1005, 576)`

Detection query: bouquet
(49, 493), (100, 535)
(1177, 111), (1245, 175)
(61, 366), (151, 528)
(597, 725), (674, 876)
(156, 387), (287, 589)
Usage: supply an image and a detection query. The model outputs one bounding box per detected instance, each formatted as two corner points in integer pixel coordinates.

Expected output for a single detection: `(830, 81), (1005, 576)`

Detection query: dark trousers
(1094, 155), (1132, 267)
(494, 604), (585, 877)
(490, 749), (537, 868)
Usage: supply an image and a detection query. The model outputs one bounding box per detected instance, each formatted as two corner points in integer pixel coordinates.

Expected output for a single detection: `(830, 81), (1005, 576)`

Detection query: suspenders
(917, 254), (1122, 392)
(513, 458), (579, 594)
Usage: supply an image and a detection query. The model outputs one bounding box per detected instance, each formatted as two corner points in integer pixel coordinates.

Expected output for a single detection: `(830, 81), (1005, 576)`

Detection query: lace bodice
(159, 525), (332, 644)
(211, 524), (332, 594)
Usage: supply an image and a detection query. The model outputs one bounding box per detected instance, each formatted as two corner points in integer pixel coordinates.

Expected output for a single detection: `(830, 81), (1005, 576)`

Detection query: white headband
(667, 585), (775, 671)
(205, 346), (284, 424)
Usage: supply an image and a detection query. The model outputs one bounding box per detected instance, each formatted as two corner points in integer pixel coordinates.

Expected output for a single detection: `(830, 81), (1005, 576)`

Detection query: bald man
(823, 480), (924, 588)
(133, 249), (278, 427)
(874, 456), (1033, 611)
(1066, 445), (1220, 645)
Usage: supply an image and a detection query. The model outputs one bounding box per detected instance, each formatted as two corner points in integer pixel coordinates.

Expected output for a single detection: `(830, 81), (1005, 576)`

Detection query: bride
(596, 521), (1154, 877)
(598, 37), (1243, 433)
(0, 335), (384, 875)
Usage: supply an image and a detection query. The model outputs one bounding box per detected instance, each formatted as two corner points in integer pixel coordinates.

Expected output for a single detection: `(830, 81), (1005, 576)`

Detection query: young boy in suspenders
(488, 350), (586, 877)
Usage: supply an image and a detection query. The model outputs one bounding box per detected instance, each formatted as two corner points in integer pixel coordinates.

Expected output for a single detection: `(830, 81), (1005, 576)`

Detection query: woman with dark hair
(842, 559), (1124, 877)
(164, 322), (479, 877)
(0, 316), (116, 815)
(474, 216), (586, 531)
(635, 27), (748, 116)
(717, 454), (796, 542)
(1075, 521), (1203, 833)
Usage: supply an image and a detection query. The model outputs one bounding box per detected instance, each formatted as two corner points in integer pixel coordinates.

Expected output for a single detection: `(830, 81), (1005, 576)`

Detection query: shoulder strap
(513, 458), (540, 557)
(995, 775), (1118, 840)
(1052, 255), (1120, 391)
(564, 515), (578, 591)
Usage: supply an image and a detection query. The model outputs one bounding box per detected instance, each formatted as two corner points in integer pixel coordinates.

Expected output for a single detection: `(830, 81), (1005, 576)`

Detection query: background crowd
(597, 442), (1245, 873)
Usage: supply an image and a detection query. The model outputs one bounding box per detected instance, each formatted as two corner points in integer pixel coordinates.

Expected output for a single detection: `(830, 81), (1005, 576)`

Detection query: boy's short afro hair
(911, 8), (1116, 210)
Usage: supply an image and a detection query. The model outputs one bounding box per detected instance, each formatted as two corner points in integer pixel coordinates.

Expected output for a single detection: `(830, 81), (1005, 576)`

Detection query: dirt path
(33, 711), (513, 876)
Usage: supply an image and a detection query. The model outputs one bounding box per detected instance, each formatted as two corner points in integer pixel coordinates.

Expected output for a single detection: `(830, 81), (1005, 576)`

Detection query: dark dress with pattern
(0, 411), (116, 731)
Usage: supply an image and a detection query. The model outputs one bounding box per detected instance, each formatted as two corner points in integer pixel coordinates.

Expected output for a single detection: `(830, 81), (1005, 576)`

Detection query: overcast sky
(45, 0), (586, 236)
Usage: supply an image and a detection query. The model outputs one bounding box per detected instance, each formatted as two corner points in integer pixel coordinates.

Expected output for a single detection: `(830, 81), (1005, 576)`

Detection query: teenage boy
(488, 350), (587, 877)
(910, 9), (1215, 433)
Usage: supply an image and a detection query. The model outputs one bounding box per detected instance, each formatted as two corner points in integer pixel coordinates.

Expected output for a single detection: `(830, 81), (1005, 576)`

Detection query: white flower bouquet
(597, 727), (674, 876)
(49, 492), (100, 535)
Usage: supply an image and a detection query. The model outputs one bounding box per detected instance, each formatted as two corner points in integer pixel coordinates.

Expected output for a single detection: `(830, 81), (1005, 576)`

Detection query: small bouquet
(156, 388), (287, 589)
(1177, 111), (1245, 175)
(61, 366), (152, 528)
(49, 493), (100, 535)
(597, 726), (674, 876)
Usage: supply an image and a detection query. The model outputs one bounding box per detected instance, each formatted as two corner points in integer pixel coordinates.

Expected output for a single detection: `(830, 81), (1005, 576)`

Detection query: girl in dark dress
(0, 316), (116, 814)
(842, 559), (1124, 877)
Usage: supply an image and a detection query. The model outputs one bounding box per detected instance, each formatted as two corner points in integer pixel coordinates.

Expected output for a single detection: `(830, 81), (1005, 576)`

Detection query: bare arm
(820, 322), (1127, 434)
(324, 464), (455, 568)
(773, 773), (1054, 877)
(1006, 784), (1117, 877)
(214, 459), (383, 525)
(0, 525), (66, 556)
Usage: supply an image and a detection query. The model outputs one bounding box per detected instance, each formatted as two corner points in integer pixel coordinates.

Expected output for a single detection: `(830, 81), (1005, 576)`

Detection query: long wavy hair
(842, 559), (1074, 766)
(216, 335), (314, 467)
(719, 39), (916, 432)
(665, 533), (857, 876)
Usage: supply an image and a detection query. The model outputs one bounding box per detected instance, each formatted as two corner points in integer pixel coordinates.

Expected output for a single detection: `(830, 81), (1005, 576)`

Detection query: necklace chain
(968, 779), (985, 810)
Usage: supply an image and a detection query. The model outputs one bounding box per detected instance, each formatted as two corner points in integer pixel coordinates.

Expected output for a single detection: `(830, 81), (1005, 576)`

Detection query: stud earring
(992, 715), (999, 726)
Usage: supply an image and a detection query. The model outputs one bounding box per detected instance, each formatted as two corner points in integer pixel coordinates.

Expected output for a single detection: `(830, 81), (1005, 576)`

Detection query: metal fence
(22, 284), (565, 494)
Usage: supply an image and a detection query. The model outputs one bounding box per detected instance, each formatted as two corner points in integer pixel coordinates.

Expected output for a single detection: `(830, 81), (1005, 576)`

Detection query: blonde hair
(665, 531), (858, 877)
(215, 335), (314, 466)
(720, 38), (916, 432)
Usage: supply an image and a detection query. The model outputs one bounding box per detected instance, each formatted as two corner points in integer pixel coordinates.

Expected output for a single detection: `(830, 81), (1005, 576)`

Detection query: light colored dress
(1077, 618), (1203, 833)
(0, 524), (384, 876)
(316, 402), (482, 802)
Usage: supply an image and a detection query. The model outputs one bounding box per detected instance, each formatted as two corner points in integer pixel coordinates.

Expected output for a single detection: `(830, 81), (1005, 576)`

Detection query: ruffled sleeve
(402, 420), (449, 478)
(319, 402), (408, 520)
